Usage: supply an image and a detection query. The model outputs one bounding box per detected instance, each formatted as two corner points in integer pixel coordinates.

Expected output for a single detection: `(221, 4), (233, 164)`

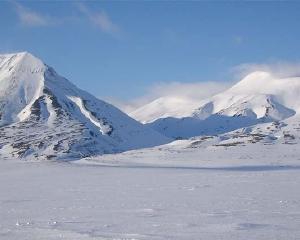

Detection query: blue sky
(1, 1), (300, 103)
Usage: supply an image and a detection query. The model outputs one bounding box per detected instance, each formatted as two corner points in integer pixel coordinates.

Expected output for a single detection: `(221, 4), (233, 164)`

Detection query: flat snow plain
(1, 143), (300, 240)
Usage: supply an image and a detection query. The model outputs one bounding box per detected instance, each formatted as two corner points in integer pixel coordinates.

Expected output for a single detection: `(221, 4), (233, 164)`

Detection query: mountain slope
(130, 96), (201, 124)
(135, 71), (300, 139)
(0, 52), (170, 160)
(193, 72), (299, 119)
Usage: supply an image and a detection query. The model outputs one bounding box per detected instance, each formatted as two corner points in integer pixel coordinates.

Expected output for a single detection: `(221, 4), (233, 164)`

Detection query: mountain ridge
(0, 52), (170, 160)
(131, 71), (300, 139)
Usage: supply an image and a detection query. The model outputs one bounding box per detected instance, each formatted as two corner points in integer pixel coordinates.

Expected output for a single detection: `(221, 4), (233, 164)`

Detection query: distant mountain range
(131, 71), (300, 140)
(1, 51), (299, 160)
(0, 52), (169, 160)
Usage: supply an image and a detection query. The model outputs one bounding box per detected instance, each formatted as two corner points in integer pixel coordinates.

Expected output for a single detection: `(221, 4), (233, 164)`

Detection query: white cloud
(232, 61), (300, 79)
(104, 97), (141, 114)
(108, 61), (300, 114)
(13, 2), (50, 27)
(107, 81), (231, 114)
(77, 3), (120, 35)
(148, 82), (230, 100)
(12, 2), (120, 35)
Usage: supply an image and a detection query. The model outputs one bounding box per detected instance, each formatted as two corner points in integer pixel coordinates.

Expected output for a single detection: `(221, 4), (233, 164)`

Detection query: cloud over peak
(107, 81), (231, 114)
(233, 61), (300, 79)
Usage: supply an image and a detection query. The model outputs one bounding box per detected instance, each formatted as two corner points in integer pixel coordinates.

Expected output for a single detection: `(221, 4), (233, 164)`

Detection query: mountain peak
(228, 71), (273, 94)
(1, 51), (36, 58)
(0, 52), (169, 159)
(0, 51), (45, 74)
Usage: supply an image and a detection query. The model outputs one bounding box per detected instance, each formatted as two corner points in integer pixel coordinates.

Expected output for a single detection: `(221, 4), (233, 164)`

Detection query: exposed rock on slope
(0, 52), (170, 160)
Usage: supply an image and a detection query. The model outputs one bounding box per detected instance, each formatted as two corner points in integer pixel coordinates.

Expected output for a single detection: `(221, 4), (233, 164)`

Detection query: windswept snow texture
(133, 71), (299, 139)
(0, 52), (169, 160)
(1, 142), (300, 239)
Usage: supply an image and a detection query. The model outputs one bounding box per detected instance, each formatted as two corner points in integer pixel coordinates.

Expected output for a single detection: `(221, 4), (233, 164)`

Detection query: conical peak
(0, 51), (46, 74)
(0, 51), (38, 59)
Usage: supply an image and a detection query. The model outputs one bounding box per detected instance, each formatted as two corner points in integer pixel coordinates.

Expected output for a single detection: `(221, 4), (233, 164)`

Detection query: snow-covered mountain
(132, 71), (300, 139)
(0, 52), (170, 160)
(130, 96), (201, 124)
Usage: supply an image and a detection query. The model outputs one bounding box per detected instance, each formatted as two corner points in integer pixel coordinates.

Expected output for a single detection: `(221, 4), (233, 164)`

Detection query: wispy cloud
(77, 3), (120, 35)
(148, 82), (230, 100)
(107, 81), (231, 114)
(13, 1), (50, 27)
(109, 61), (300, 114)
(232, 61), (300, 79)
(12, 1), (121, 36)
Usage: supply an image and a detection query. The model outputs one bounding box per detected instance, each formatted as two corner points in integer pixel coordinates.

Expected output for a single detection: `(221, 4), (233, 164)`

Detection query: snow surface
(1, 141), (300, 239)
(3, 110), (300, 239)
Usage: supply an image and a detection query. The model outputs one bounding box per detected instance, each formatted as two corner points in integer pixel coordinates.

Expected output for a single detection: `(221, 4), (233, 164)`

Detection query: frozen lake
(0, 160), (300, 239)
